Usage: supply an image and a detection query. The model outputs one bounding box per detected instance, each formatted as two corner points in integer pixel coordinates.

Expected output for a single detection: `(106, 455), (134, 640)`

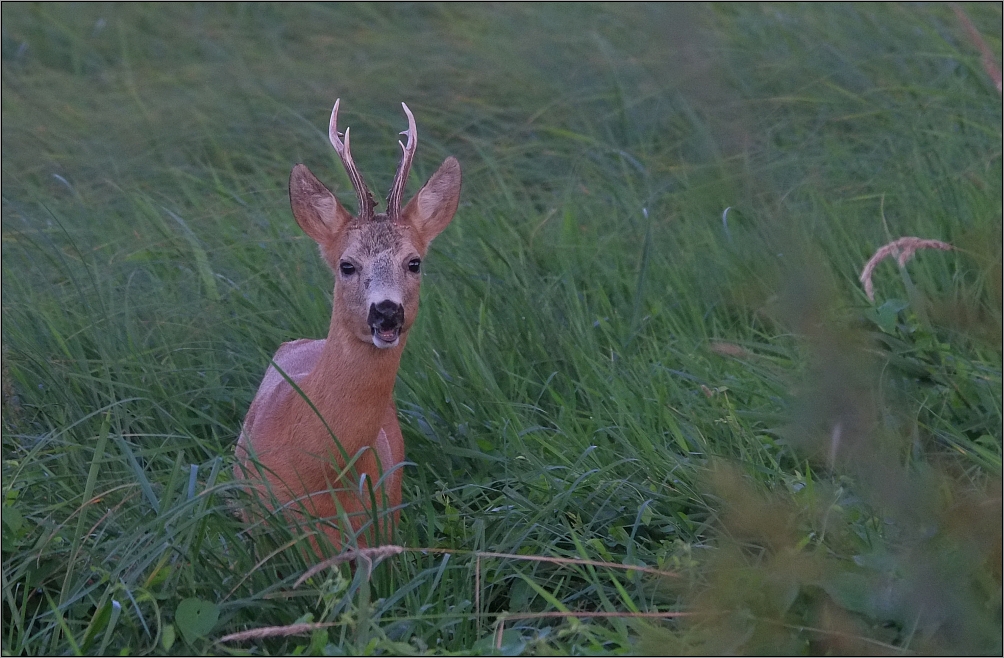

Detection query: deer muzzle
(368, 300), (405, 348)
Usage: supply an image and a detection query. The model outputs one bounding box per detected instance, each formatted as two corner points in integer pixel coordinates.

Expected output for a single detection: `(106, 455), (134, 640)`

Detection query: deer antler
(328, 99), (376, 220)
(386, 102), (417, 221)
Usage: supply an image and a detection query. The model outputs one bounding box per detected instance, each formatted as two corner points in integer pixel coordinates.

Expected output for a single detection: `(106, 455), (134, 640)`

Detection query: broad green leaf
(162, 625), (176, 652)
(2, 506), (23, 534)
(175, 598), (219, 643)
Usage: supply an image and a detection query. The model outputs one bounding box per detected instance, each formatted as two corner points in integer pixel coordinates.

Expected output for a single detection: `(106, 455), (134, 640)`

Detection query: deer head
(289, 100), (462, 349)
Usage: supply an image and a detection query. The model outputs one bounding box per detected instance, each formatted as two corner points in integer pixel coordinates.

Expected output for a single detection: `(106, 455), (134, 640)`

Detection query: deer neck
(297, 307), (405, 456)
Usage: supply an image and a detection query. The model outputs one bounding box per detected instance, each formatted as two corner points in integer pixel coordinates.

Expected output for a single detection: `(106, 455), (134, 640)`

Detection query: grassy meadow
(2, 3), (1001, 654)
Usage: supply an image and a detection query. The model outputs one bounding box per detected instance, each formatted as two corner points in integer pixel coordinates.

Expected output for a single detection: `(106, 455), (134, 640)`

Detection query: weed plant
(2, 3), (1001, 655)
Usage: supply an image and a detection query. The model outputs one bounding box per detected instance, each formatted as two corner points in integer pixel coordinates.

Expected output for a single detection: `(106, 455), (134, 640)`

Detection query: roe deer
(234, 99), (461, 552)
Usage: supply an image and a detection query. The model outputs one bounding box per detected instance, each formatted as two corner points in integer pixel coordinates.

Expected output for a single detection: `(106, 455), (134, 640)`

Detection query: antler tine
(386, 102), (418, 221)
(328, 99), (375, 219)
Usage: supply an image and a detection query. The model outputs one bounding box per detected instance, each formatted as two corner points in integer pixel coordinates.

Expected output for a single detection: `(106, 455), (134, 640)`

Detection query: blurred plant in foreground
(660, 240), (1002, 654)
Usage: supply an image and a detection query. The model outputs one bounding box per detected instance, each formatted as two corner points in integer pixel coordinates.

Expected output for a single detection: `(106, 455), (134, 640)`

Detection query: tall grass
(2, 3), (1000, 654)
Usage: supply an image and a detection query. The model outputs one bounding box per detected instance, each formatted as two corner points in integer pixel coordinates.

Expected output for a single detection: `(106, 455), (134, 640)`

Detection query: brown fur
(234, 113), (461, 556)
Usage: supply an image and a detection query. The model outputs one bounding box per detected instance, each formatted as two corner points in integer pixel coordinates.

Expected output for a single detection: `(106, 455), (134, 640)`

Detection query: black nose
(368, 300), (404, 331)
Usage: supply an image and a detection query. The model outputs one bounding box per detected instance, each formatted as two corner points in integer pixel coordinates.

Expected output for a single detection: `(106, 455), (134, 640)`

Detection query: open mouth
(371, 327), (401, 348)
(368, 300), (405, 348)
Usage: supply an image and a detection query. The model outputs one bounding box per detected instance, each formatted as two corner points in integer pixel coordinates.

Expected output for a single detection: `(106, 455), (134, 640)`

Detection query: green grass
(2, 3), (1001, 655)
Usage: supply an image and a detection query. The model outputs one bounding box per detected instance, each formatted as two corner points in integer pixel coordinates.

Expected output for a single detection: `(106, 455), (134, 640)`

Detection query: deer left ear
(402, 157), (461, 245)
(289, 163), (352, 243)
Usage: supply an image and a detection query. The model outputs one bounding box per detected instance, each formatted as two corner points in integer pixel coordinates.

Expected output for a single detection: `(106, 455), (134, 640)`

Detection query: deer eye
(339, 262), (356, 276)
(408, 258), (421, 273)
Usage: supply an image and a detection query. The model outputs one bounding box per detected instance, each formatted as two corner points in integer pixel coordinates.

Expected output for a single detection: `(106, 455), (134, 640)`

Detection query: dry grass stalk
(218, 609), (692, 644)
(410, 546), (679, 578)
(859, 236), (953, 301)
(294, 545), (404, 587)
(498, 610), (691, 621)
(472, 550), (680, 578)
(220, 621), (340, 643)
(709, 341), (749, 358)
(952, 3), (1002, 95)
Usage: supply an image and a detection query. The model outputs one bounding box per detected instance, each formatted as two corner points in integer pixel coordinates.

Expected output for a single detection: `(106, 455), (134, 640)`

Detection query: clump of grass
(3, 3), (1001, 655)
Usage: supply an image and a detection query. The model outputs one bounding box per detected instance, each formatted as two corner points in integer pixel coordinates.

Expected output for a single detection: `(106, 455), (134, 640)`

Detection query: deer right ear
(289, 164), (353, 244)
(402, 156), (462, 247)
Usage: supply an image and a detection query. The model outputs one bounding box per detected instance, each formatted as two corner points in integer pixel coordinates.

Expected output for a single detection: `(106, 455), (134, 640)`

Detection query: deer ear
(289, 164), (353, 244)
(402, 157), (461, 245)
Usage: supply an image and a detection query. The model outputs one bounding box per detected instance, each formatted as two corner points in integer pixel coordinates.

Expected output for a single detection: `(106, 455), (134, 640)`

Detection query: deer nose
(368, 300), (405, 332)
